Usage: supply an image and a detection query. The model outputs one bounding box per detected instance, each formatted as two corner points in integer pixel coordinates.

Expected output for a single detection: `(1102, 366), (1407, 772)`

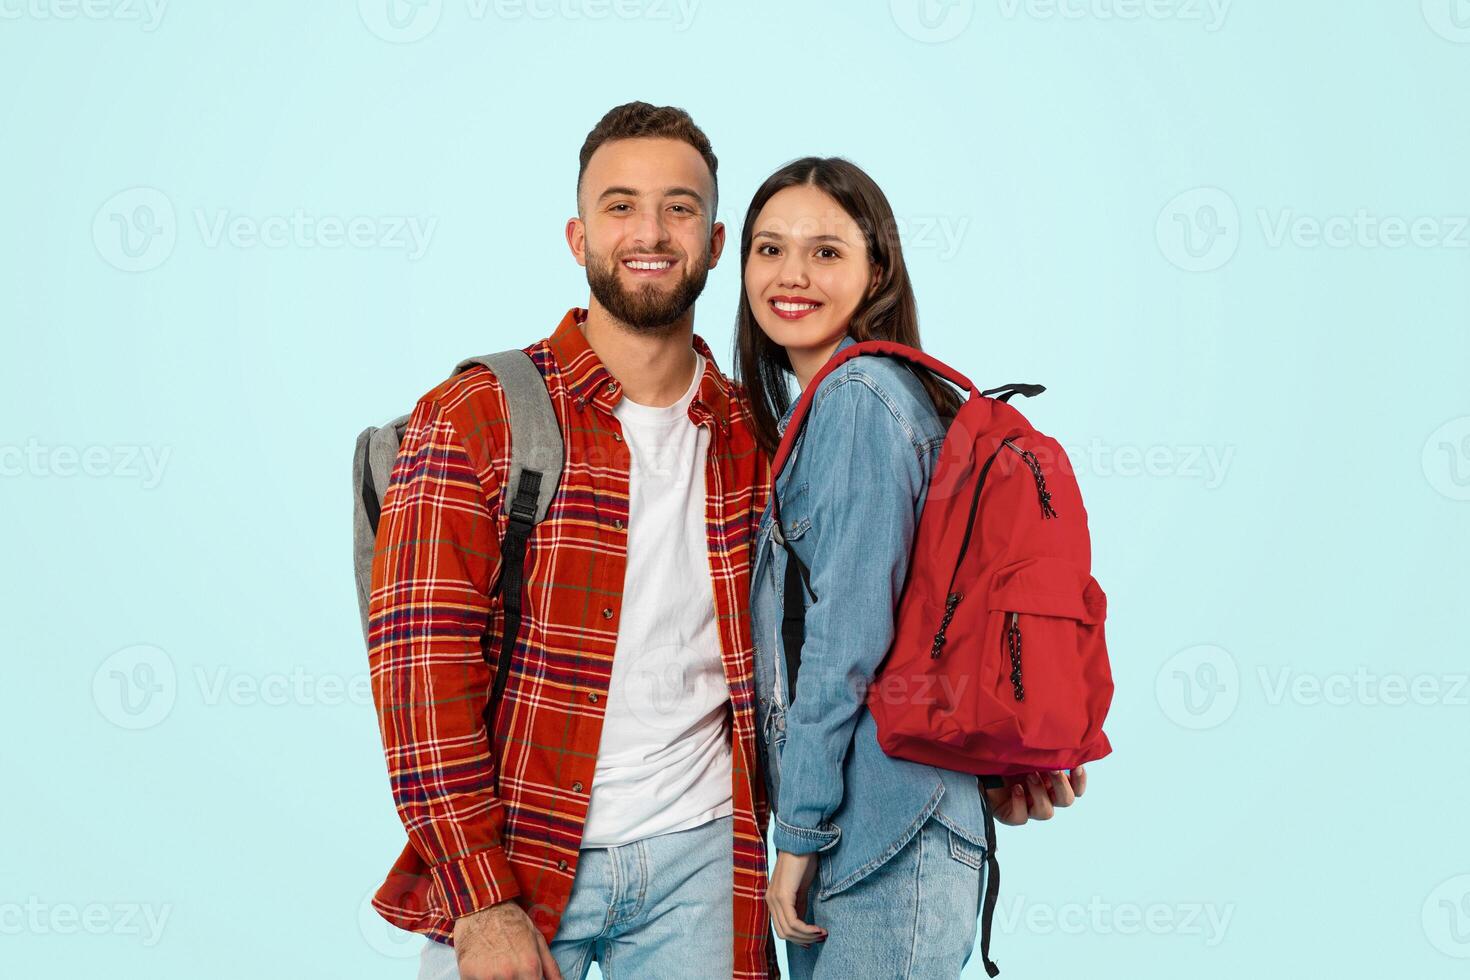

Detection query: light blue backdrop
(3, 2), (1467, 977)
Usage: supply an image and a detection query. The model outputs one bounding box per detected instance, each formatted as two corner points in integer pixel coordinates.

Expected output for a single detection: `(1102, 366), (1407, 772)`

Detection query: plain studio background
(3, 2), (1467, 978)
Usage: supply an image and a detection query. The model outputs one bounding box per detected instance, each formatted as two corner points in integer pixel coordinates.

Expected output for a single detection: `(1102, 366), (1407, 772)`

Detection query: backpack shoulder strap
(453, 349), (563, 740)
(455, 349), (563, 523)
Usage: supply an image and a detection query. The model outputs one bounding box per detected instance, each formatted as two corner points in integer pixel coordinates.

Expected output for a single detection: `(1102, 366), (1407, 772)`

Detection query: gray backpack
(352, 350), (564, 734)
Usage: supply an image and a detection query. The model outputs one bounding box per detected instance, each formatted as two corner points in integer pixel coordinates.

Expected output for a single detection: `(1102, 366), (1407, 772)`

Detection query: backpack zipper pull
(1004, 611), (1025, 701)
(930, 592), (963, 658)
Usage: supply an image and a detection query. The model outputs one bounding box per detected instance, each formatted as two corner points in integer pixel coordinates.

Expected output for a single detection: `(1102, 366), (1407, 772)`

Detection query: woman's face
(744, 184), (876, 360)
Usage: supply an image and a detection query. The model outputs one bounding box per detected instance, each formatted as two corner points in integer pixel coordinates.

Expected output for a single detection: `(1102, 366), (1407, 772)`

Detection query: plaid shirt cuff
(430, 846), (522, 920)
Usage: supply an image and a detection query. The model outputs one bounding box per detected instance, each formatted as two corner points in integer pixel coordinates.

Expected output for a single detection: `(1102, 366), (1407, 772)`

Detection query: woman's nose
(777, 255), (809, 288)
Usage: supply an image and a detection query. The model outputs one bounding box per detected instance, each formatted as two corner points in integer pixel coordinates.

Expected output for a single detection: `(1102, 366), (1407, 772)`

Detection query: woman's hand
(985, 764), (1088, 826)
(765, 851), (827, 947)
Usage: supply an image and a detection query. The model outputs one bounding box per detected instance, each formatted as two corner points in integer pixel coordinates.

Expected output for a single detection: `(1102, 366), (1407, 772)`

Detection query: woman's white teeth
(626, 259), (673, 270)
(774, 300), (819, 312)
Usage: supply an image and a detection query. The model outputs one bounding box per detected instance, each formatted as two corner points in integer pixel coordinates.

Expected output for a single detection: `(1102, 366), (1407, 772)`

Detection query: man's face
(567, 137), (725, 333)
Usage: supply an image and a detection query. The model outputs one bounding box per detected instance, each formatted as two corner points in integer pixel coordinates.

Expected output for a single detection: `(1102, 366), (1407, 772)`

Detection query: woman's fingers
(1025, 772), (1055, 820)
(1072, 764), (1088, 797)
(766, 891), (826, 945)
(1047, 770), (1077, 808)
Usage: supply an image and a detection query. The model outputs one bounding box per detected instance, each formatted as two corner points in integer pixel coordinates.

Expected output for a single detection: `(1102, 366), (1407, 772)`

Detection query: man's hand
(452, 901), (563, 980)
(766, 851), (827, 948)
(984, 764), (1088, 826)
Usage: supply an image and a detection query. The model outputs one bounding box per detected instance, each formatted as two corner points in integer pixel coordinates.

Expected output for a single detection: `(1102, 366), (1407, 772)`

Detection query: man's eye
(609, 203), (633, 213)
(670, 204), (691, 214)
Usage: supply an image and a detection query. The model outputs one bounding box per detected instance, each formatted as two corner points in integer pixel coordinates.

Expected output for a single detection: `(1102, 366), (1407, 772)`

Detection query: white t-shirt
(580, 352), (734, 848)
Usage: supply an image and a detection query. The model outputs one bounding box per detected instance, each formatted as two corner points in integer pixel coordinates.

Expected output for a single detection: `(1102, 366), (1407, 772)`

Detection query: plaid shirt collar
(550, 307), (733, 436)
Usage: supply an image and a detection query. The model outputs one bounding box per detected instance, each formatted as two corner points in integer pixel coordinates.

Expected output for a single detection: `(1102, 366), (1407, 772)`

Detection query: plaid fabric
(367, 308), (776, 978)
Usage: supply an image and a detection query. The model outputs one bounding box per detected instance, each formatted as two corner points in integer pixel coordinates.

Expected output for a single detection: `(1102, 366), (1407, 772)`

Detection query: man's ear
(707, 220), (727, 270)
(566, 216), (588, 268)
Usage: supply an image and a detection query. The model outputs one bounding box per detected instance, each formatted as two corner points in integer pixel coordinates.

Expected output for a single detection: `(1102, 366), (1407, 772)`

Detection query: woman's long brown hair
(732, 156), (963, 456)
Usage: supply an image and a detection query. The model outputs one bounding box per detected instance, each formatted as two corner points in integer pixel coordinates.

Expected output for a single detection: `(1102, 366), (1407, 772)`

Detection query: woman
(735, 157), (1086, 978)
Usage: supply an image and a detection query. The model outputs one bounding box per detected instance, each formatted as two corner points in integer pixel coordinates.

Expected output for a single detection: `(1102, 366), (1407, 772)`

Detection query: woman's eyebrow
(753, 229), (850, 245)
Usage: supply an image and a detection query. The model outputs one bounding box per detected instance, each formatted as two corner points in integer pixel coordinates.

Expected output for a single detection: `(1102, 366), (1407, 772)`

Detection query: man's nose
(631, 208), (671, 250)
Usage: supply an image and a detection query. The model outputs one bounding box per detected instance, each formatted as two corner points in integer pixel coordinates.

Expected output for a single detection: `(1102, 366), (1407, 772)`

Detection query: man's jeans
(785, 813), (985, 979)
(418, 815), (734, 980)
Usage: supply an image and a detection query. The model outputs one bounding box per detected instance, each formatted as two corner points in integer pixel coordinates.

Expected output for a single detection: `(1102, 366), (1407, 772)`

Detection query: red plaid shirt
(367, 308), (776, 978)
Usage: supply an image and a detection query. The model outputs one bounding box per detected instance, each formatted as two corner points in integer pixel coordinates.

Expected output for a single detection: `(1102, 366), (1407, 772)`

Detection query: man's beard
(585, 245), (711, 335)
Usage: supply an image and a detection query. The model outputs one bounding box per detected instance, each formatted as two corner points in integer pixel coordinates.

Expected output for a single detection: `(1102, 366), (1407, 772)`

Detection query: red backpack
(771, 341), (1113, 977)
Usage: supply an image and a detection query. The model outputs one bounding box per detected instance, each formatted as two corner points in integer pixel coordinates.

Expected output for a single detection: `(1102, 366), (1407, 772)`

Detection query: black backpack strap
(488, 469), (542, 733)
(979, 382), (1045, 404)
(979, 788), (1002, 976)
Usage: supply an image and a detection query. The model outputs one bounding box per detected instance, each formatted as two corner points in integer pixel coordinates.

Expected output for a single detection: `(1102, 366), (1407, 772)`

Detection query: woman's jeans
(785, 813), (985, 980)
(418, 815), (734, 980)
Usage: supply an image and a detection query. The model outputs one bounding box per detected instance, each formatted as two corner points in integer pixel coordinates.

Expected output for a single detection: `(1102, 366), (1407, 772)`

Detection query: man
(366, 102), (773, 980)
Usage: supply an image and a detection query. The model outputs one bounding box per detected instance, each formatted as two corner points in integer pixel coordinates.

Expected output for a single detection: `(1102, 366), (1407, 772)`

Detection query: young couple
(365, 102), (1088, 980)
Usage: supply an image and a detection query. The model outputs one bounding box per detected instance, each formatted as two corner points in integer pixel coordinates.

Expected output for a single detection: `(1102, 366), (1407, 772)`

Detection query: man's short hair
(577, 101), (719, 217)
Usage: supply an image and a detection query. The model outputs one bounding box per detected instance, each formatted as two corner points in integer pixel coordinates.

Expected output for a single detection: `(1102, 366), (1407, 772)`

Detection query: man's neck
(582, 301), (700, 408)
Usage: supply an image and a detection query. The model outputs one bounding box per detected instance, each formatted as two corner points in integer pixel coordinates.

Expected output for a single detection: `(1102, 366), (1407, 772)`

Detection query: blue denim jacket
(753, 336), (990, 899)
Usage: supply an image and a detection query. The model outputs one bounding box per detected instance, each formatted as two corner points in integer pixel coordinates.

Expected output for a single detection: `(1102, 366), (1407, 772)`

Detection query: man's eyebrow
(595, 185), (707, 207)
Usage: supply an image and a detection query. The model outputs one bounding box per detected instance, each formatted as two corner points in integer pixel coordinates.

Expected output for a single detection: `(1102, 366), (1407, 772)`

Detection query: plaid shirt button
(601, 607), (613, 619)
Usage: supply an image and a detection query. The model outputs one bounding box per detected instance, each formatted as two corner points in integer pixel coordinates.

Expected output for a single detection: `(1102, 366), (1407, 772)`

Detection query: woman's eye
(756, 244), (780, 257)
(816, 247), (841, 260)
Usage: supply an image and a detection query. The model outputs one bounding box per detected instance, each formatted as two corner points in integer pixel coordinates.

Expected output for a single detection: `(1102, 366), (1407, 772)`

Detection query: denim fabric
(418, 816), (734, 980)
(753, 336), (989, 899)
(785, 813), (985, 979)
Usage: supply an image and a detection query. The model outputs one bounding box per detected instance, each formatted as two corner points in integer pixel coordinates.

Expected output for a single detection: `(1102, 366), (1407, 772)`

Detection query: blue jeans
(418, 815), (734, 980)
(785, 813), (985, 980)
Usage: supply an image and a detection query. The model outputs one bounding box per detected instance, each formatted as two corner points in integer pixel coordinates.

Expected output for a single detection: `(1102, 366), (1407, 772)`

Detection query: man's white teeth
(626, 259), (673, 270)
(774, 300), (819, 312)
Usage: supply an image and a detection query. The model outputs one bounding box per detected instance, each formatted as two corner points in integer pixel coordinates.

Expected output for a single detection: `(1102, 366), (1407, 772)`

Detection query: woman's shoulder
(810, 351), (946, 444)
